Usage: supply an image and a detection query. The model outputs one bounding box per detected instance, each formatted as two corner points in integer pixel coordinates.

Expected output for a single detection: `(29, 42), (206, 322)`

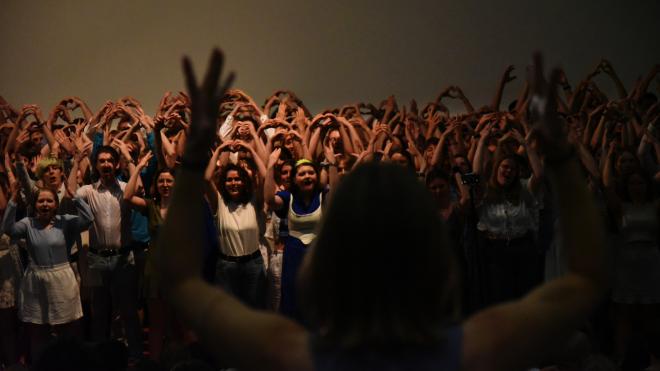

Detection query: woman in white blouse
(205, 140), (268, 308)
(476, 149), (544, 306)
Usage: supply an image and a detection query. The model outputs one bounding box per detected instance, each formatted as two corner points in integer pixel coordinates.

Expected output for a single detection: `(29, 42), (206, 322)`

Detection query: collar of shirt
(94, 178), (120, 191)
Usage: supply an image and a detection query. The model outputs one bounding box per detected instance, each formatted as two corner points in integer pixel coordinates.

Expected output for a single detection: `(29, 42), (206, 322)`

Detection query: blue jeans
(215, 254), (266, 309)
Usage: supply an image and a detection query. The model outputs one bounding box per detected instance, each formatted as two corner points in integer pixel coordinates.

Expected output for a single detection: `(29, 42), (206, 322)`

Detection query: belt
(484, 231), (530, 241)
(88, 246), (130, 257)
(220, 250), (261, 263)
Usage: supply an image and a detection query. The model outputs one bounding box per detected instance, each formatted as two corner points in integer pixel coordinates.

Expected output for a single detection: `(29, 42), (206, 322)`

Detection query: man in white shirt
(75, 146), (142, 359)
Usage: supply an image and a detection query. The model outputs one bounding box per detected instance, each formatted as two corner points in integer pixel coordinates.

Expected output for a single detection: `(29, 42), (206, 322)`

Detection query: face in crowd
(496, 158), (519, 188)
(156, 171), (175, 199)
(295, 164), (317, 193)
(428, 177), (451, 204)
(328, 129), (341, 151)
(35, 189), (58, 222)
(337, 158), (351, 180)
(96, 152), (118, 181)
(224, 169), (244, 200)
(42, 164), (64, 189)
(279, 163), (293, 190)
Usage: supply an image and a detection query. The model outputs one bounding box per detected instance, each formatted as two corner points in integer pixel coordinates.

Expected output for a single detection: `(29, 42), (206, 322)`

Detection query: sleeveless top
(287, 192), (323, 246)
(216, 194), (260, 256)
(311, 326), (463, 371)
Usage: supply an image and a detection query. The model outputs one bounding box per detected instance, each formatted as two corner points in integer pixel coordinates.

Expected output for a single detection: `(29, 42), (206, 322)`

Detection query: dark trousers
(215, 253), (266, 309)
(481, 234), (543, 305)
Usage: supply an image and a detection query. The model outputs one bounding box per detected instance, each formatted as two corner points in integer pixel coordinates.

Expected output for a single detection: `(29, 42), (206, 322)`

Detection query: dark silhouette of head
(299, 162), (458, 350)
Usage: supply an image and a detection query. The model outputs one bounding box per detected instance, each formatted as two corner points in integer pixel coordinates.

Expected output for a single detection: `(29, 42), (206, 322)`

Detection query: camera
(460, 172), (480, 186)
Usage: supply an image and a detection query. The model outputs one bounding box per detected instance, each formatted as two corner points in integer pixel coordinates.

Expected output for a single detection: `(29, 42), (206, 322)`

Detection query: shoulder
(76, 184), (94, 197)
(277, 190), (291, 203)
(17, 217), (32, 227)
(56, 214), (79, 226)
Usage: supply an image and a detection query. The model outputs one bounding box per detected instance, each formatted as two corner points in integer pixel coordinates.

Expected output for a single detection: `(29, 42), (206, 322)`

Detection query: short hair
(94, 145), (120, 166)
(299, 163), (458, 350)
(93, 145), (120, 178)
(36, 156), (64, 179)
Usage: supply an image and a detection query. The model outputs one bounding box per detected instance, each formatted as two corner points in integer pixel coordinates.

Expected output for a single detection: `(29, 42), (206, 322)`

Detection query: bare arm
(463, 53), (608, 371)
(156, 50), (311, 371)
(264, 148), (284, 211)
(124, 152), (153, 210)
(472, 125), (491, 176)
(491, 65), (516, 112)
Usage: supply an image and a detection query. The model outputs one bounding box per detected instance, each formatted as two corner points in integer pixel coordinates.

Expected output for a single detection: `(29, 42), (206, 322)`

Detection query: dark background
(1, 0), (658, 113)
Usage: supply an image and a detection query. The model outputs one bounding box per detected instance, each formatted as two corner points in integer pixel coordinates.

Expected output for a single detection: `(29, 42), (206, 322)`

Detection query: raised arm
(14, 157), (36, 202)
(1, 185), (27, 238)
(491, 65), (516, 112)
(463, 53), (609, 371)
(123, 152), (153, 210)
(472, 124), (492, 176)
(264, 148), (285, 211)
(155, 50), (310, 371)
(322, 137), (339, 201)
(599, 59), (628, 99)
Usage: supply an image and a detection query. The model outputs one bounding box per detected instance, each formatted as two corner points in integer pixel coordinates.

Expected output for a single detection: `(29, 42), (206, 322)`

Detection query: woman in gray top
(1, 185), (93, 361)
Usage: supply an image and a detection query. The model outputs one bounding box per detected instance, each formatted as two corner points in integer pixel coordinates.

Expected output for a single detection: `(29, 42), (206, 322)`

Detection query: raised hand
(447, 86), (464, 99)
(503, 65), (516, 83)
(136, 151), (153, 169)
(597, 59), (616, 76)
(322, 135), (336, 165)
(267, 147), (282, 168)
(528, 53), (571, 162)
(182, 49), (235, 167)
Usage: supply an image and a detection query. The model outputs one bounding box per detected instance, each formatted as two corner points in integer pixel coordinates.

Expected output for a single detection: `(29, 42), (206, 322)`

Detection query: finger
(546, 68), (562, 117)
(203, 49), (224, 98)
(531, 52), (545, 94)
(182, 57), (198, 98)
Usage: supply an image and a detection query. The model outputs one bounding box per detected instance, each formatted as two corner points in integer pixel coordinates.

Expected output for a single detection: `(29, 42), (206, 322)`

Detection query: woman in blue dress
(264, 147), (338, 321)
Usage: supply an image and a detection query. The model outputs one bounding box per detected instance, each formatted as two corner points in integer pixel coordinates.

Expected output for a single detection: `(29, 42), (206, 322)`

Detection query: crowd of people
(0, 51), (658, 370)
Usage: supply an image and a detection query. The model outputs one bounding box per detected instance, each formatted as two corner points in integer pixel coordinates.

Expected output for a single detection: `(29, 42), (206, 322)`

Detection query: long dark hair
(299, 163), (458, 350)
(218, 163), (253, 204)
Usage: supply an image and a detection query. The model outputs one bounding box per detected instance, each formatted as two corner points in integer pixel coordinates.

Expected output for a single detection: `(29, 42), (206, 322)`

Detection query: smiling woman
(205, 159), (268, 308)
(265, 155), (338, 322)
(476, 153), (543, 306)
(1, 185), (93, 360)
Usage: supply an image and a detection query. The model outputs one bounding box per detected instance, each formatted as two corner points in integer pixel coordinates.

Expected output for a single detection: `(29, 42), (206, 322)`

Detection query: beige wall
(1, 0), (658, 114)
